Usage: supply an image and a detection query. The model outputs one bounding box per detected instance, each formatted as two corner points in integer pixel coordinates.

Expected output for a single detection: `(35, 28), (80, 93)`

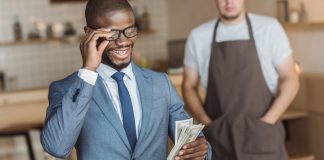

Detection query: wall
(247, 0), (324, 74)
(289, 0), (324, 23)
(245, 0), (277, 17)
(167, 0), (217, 40)
(286, 0), (324, 74)
(287, 28), (324, 74)
(166, 0), (279, 40)
(0, 0), (168, 91)
(0, 0), (86, 90)
(301, 74), (324, 159)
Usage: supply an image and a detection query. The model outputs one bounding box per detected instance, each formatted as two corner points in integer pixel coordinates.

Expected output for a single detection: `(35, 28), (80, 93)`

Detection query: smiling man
(182, 0), (299, 159)
(40, 0), (210, 159)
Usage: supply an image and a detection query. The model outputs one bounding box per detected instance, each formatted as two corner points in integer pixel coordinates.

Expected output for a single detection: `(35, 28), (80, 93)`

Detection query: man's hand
(80, 28), (114, 71)
(260, 116), (276, 125)
(174, 137), (208, 160)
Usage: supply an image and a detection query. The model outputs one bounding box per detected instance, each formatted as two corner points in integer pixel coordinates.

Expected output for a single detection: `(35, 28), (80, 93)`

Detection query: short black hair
(85, 0), (133, 28)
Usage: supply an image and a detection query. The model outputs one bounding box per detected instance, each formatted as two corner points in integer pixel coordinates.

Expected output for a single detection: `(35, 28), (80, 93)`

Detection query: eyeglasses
(109, 25), (138, 40)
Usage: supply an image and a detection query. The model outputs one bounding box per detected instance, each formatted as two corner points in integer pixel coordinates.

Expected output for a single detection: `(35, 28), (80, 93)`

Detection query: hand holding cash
(167, 118), (207, 160)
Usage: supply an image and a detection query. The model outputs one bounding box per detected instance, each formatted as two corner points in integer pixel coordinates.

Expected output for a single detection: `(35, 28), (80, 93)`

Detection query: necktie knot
(111, 72), (125, 82)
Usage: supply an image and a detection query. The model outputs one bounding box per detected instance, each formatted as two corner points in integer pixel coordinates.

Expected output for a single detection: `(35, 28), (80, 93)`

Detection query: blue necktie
(111, 72), (137, 151)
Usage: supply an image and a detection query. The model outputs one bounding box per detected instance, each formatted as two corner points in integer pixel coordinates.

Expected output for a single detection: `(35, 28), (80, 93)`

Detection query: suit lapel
(92, 77), (131, 151)
(132, 63), (153, 151)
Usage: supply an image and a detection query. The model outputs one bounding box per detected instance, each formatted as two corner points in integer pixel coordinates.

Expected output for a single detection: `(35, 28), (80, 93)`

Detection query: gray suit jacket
(41, 63), (211, 160)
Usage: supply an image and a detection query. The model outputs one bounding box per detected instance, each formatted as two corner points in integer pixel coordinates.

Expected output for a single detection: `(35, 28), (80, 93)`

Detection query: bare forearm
(262, 76), (299, 124)
(182, 86), (211, 125)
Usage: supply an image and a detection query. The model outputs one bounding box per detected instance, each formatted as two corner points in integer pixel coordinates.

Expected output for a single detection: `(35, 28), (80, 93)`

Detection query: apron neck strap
(212, 19), (220, 43)
(212, 13), (255, 43)
(245, 13), (254, 41)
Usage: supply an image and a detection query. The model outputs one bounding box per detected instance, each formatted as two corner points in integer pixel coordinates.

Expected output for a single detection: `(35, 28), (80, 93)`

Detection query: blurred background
(0, 0), (323, 159)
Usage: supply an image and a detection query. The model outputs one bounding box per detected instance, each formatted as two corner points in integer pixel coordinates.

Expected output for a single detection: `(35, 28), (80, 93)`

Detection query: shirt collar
(97, 63), (134, 81)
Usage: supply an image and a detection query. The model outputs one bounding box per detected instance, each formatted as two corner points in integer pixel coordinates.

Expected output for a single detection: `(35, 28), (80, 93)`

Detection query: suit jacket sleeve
(164, 73), (212, 160)
(41, 77), (94, 158)
(163, 73), (190, 142)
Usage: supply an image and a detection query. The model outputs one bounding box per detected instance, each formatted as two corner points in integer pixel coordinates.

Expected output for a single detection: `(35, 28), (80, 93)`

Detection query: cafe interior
(0, 0), (324, 159)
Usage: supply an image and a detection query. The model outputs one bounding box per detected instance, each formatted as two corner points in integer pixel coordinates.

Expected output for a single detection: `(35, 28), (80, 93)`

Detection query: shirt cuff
(78, 68), (98, 85)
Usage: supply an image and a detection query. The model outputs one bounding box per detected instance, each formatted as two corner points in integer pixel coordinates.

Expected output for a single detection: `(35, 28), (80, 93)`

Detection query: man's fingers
(179, 145), (201, 155)
(83, 29), (111, 47)
(178, 144), (208, 157)
(97, 40), (109, 56)
(191, 156), (205, 160)
(181, 150), (206, 159)
(80, 33), (89, 47)
(95, 28), (111, 33)
(82, 30), (95, 46)
(87, 31), (115, 48)
(173, 156), (182, 160)
(183, 137), (206, 149)
(84, 30), (100, 45)
(176, 138), (208, 160)
(174, 155), (205, 160)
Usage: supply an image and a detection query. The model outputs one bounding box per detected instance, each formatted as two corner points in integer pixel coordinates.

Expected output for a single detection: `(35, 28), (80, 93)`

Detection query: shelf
(0, 36), (80, 47)
(289, 154), (314, 160)
(0, 30), (156, 47)
(281, 109), (308, 121)
(51, 0), (87, 3)
(283, 22), (324, 29)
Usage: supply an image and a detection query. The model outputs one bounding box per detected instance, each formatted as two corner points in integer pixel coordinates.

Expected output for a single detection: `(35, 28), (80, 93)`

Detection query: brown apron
(203, 14), (288, 160)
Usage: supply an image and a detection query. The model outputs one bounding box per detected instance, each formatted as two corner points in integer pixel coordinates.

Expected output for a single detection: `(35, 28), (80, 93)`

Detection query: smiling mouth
(110, 48), (130, 59)
(113, 49), (127, 55)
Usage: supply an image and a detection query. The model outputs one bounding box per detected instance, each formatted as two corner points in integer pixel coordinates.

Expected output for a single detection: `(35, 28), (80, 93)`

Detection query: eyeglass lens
(109, 26), (138, 40)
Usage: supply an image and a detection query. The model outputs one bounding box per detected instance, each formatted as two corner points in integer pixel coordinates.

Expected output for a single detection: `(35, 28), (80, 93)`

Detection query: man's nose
(225, 0), (232, 5)
(115, 34), (131, 46)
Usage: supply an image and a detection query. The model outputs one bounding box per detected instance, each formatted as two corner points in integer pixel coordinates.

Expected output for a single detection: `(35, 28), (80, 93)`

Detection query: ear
(84, 26), (92, 34)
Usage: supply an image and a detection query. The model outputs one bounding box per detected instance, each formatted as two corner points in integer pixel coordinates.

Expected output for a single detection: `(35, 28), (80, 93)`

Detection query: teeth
(113, 50), (127, 56)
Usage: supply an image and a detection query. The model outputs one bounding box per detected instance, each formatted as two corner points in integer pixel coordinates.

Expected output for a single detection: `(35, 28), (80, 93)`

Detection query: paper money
(167, 119), (205, 160)
(175, 118), (193, 144)
(186, 124), (204, 143)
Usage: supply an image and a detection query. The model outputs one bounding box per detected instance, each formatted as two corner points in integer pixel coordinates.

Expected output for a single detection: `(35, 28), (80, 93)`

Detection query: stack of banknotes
(167, 118), (205, 160)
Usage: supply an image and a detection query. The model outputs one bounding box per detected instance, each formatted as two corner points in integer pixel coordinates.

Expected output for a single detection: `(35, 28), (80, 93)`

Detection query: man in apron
(182, 0), (300, 159)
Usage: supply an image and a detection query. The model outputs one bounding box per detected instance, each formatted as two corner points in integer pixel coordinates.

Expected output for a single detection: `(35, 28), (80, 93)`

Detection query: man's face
(215, 0), (245, 21)
(87, 9), (137, 70)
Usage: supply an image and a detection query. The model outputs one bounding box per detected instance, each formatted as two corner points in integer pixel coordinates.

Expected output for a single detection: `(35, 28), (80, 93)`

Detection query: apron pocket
(203, 117), (223, 142)
(203, 116), (232, 155)
(243, 116), (280, 153)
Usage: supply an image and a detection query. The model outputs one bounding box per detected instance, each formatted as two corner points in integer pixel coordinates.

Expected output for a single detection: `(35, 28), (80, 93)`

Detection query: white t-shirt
(184, 13), (292, 94)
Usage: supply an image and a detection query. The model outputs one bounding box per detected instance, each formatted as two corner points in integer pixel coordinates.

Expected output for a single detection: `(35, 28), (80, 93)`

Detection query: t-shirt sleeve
(269, 20), (293, 67)
(183, 31), (199, 71)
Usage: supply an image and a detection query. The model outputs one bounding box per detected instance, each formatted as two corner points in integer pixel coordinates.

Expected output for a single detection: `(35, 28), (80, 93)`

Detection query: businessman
(40, 0), (210, 159)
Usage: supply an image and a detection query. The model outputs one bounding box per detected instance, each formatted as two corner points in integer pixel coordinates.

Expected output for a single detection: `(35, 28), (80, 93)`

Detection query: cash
(175, 118), (193, 145)
(167, 119), (205, 160)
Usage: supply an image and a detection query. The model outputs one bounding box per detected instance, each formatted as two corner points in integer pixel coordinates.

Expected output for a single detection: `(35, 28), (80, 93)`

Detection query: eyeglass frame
(89, 25), (138, 41)
(110, 25), (138, 40)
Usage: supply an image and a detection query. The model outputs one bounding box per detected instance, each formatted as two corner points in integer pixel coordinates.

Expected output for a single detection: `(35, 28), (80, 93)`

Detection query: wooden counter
(0, 88), (49, 160)
(0, 88), (48, 131)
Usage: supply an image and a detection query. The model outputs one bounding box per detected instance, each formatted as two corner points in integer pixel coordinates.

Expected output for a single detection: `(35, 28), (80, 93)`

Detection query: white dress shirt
(78, 63), (142, 138)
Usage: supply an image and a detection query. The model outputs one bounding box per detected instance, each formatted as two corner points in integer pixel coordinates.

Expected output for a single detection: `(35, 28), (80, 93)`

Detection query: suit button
(72, 88), (80, 102)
